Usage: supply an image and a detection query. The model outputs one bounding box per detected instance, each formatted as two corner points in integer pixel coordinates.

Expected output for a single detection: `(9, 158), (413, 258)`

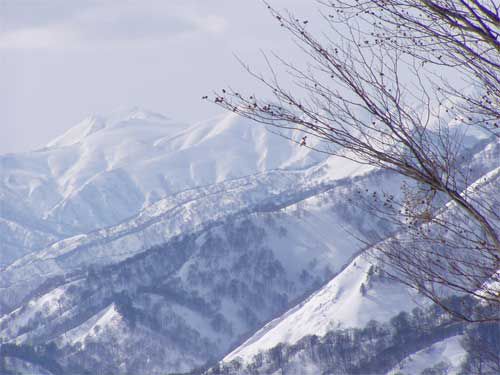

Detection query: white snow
(388, 335), (467, 375)
(0, 106), (496, 374)
(59, 304), (123, 346)
(0, 107), (331, 263)
(225, 253), (423, 363)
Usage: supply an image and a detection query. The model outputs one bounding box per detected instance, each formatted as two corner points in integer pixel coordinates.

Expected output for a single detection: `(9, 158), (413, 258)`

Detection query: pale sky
(1, 0), (316, 154)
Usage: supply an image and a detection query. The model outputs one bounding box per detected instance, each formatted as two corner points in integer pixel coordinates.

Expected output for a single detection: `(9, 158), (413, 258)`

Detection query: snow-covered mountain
(222, 167), (500, 368)
(222, 253), (422, 365)
(0, 152), (391, 373)
(209, 150), (499, 375)
(0, 107), (326, 266)
(0, 108), (497, 375)
(0, 107), (373, 372)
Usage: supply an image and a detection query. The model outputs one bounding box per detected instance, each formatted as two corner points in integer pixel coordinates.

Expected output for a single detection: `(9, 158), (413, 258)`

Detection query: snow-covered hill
(0, 107), (386, 373)
(0, 166), (397, 373)
(0, 107), (497, 375)
(0, 108), (326, 265)
(223, 253), (423, 364)
(387, 335), (467, 375)
(210, 142), (499, 374)
(222, 170), (500, 366)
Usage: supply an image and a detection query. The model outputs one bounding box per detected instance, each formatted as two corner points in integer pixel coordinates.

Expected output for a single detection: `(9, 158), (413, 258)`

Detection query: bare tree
(209, 0), (499, 321)
(329, 0), (500, 136)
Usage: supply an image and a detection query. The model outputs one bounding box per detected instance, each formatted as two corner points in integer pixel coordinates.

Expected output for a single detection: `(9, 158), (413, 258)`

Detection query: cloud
(0, 1), (228, 49)
(0, 26), (72, 49)
(0, 0), (90, 32)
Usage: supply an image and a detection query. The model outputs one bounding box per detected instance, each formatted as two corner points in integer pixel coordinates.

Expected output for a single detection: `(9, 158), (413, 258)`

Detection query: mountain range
(0, 108), (498, 374)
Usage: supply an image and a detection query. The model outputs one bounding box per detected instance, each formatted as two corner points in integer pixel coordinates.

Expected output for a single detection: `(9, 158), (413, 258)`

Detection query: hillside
(0, 109), (497, 374)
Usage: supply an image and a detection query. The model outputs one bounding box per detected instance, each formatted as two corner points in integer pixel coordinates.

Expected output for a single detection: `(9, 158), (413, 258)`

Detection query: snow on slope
(1, 108), (494, 267)
(0, 142), (376, 312)
(388, 335), (467, 375)
(0, 108), (327, 263)
(224, 252), (422, 363)
(1, 105), (496, 373)
(223, 140), (499, 366)
(0, 201), (345, 371)
(3, 138), (494, 372)
(0, 170), (323, 310)
(46, 115), (107, 148)
(25, 108), (325, 223)
(58, 303), (123, 347)
(0, 217), (60, 267)
(0, 162), (394, 373)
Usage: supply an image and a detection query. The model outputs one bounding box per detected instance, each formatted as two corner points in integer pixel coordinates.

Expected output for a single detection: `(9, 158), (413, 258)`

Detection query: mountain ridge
(0, 108), (497, 374)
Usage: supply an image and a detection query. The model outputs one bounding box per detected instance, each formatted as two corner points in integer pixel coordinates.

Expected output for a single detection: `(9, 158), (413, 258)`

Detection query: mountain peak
(45, 107), (173, 149)
(107, 106), (170, 123)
